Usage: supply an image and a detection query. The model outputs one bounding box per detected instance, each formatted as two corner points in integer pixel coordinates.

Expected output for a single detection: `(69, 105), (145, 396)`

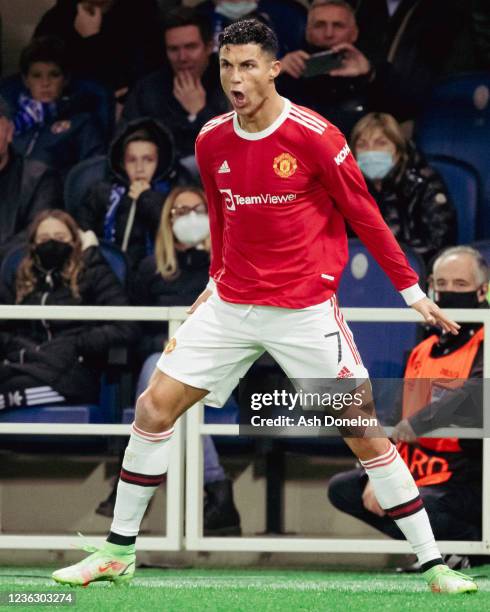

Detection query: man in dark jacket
(34, 0), (163, 94)
(0, 98), (63, 262)
(76, 117), (192, 271)
(276, 0), (402, 135)
(122, 7), (229, 175)
(328, 246), (486, 564)
(196, 0), (307, 57)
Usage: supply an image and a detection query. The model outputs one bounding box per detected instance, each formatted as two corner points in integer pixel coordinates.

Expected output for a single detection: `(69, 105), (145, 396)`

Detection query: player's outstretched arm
(410, 296), (460, 335)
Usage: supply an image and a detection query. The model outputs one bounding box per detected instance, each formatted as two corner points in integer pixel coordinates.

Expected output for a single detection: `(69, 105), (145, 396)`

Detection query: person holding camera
(277, 0), (394, 136)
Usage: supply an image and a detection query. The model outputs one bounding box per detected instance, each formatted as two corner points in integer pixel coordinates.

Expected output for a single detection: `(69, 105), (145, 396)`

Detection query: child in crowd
(3, 36), (105, 176)
(76, 118), (192, 271)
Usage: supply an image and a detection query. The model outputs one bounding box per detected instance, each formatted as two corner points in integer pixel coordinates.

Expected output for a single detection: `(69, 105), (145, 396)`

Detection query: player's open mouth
(231, 90), (246, 107)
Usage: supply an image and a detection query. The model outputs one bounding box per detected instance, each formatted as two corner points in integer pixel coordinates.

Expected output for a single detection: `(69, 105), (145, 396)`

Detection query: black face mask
(34, 240), (73, 270)
(435, 290), (481, 309)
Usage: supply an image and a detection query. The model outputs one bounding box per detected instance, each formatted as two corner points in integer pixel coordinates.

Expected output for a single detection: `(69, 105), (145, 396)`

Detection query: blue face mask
(356, 150), (395, 180)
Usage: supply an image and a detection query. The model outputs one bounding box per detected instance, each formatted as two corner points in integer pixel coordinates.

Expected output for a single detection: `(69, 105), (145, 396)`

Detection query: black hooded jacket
(0, 246), (137, 403)
(76, 118), (192, 271)
(359, 144), (457, 265)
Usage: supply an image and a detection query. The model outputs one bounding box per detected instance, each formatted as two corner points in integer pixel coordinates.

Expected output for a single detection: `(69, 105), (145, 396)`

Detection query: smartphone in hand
(303, 50), (345, 78)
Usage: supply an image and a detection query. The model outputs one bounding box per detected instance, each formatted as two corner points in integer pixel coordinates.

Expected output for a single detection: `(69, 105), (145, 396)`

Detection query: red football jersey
(195, 98), (422, 308)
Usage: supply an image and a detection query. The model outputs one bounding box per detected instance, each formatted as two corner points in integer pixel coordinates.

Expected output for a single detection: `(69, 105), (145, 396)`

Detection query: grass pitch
(0, 565), (488, 611)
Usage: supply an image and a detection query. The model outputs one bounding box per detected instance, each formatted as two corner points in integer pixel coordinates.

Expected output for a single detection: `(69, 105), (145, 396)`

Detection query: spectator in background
(76, 118), (191, 272)
(0, 209), (136, 411)
(277, 0), (401, 135)
(278, 0), (371, 135)
(122, 7), (228, 177)
(0, 97), (62, 262)
(34, 0), (163, 100)
(350, 113), (456, 265)
(328, 246), (486, 566)
(118, 186), (239, 535)
(350, 0), (489, 120)
(3, 37), (104, 177)
(197, 0), (307, 57)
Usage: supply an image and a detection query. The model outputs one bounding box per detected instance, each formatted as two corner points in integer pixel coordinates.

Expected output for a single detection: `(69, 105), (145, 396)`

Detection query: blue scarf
(14, 93), (58, 135)
(103, 179), (172, 256)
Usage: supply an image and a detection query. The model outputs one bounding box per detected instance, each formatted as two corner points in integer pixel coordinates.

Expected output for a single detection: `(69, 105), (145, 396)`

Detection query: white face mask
(172, 212), (210, 246)
(215, 1), (257, 20)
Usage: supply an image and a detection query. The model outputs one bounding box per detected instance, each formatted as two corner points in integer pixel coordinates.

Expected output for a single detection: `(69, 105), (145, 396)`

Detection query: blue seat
(0, 242), (128, 424)
(426, 155), (479, 244)
(415, 72), (490, 238)
(335, 239), (425, 422)
(470, 240), (490, 265)
(64, 155), (108, 216)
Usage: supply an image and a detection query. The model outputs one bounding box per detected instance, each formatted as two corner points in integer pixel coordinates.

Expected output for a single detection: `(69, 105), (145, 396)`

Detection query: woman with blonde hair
(0, 208), (135, 411)
(350, 112), (457, 265)
(135, 185), (211, 307)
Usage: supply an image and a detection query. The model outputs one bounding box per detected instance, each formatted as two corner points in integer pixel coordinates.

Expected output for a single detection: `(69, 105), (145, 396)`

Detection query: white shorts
(157, 293), (369, 407)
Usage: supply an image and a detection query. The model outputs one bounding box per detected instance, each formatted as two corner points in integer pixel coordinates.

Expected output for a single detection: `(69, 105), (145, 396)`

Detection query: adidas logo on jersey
(218, 160), (231, 173)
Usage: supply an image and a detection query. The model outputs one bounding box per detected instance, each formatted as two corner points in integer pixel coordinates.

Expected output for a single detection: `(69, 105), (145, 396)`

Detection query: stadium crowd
(0, 0), (488, 559)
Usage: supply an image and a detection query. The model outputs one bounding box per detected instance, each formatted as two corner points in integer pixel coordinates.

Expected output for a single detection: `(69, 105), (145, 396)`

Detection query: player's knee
(135, 387), (175, 431)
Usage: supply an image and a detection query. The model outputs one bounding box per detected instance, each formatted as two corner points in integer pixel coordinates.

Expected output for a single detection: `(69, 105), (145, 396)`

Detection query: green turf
(0, 565), (488, 611)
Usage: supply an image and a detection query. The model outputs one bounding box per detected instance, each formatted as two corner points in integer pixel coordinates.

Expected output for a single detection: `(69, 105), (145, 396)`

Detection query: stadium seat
(64, 155), (109, 216)
(0, 242), (129, 424)
(415, 72), (490, 238)
(471, 240), (490, 265)
(426, 155), (479, 244)
(0, 73), (115, 144)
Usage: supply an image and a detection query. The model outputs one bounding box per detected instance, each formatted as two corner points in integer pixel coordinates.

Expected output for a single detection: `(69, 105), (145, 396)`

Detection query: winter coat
(0, 149), (63, 261)
(0, 246), (137, 403)
(76, 118), (192, 271)
(362, 145), (457, 265)
(11, 92), (105, 177)
(131, 248), (210, 356)
(34, 0), (163, 91)
(122, 55), (229, 161)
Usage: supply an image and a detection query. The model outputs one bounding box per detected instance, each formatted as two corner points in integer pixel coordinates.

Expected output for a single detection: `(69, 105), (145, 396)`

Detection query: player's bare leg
(52, 371), (207, 587)
(341, 398), (477, 594)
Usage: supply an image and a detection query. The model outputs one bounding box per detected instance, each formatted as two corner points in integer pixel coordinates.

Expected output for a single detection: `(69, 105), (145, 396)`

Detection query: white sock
(360, 444), (442, 568)
(110, 422), (174, 537)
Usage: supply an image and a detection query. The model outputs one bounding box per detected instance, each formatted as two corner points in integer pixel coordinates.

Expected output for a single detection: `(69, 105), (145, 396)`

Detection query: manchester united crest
(273, 152), (297, 178)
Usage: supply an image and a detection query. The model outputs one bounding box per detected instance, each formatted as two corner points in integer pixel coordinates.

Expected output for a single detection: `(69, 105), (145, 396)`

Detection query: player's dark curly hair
(218, 19), (279, 58)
